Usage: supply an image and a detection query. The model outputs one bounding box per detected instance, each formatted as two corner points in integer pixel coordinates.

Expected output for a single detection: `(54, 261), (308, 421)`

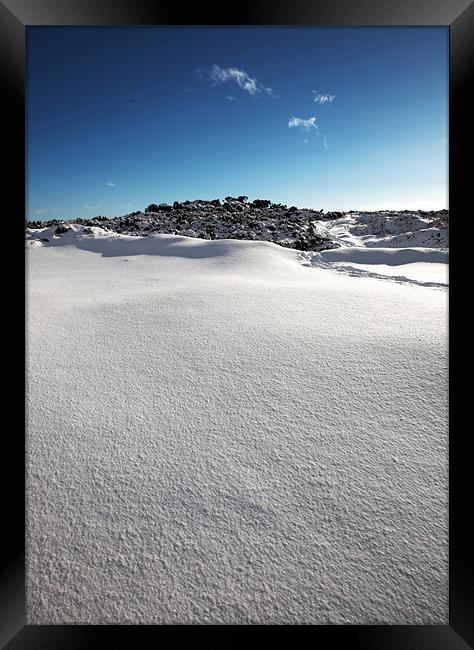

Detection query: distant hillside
(25, 197), (448, 252)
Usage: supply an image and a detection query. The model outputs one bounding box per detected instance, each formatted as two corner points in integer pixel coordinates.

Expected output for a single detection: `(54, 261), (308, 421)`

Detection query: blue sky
(27, 27), (448, 220)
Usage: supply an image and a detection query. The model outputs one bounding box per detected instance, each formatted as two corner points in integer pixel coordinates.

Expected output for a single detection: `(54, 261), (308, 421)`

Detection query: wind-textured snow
(26, 212), (448, 625)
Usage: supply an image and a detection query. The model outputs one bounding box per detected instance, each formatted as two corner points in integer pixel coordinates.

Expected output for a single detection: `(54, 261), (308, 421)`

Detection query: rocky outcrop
(26, 200), (449, 253)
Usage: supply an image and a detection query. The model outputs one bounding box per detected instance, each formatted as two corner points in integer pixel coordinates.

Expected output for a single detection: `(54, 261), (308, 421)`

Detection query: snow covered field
(26, 216), (448, 624)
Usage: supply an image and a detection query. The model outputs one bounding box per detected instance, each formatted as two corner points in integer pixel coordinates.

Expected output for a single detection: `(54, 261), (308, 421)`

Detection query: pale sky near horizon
(27, 26), (448, 220)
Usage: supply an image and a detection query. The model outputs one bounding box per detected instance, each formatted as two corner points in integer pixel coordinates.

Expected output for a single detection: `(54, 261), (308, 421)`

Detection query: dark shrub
(54, 225), (71, 234)
(252, 199), (271, 209)
(145, 204), (160, 213)
(26, 220), (43, 229)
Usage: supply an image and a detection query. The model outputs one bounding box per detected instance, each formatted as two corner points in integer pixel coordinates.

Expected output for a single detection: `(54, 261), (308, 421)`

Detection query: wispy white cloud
(288, 116), (318, 131)
(84, 200), (103, 210)
(312, 92), (335, 104)
(209, 64), (274, 97)
(33, 208), (47, 215)
(105, 181), (116, 187)
(194, 68), (205, 80)
(225, 95), (236, 102)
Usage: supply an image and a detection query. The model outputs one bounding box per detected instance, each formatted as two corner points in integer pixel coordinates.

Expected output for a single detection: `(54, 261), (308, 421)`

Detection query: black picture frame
(2, 0), (472, 646)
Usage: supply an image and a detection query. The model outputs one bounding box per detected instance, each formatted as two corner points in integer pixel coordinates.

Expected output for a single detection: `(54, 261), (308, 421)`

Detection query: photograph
(23, 24), (451, 626)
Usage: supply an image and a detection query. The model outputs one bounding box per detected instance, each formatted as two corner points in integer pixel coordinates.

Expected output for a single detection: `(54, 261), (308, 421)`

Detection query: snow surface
(26, 222), (448, 624)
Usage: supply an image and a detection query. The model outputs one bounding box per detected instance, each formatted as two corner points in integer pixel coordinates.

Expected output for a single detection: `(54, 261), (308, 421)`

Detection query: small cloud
(208, 64), (274, 97)
(105, 181), (116, 187)
(225, 95), (236, 102)
(84, 200), (103, 210)
(322, 135), (329, 150)
(194, 68), (205, 80)
(312, 92), (335, 105)
(33, 208), (47, 215)
(303, 139), (308, 144)
(288, 116), (318, 131)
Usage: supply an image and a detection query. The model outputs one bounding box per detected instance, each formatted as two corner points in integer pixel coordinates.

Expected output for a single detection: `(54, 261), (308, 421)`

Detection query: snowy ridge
(319, 211), (448, 249)
(25, 200), (448, 252)
(25, 205), (448, 288)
